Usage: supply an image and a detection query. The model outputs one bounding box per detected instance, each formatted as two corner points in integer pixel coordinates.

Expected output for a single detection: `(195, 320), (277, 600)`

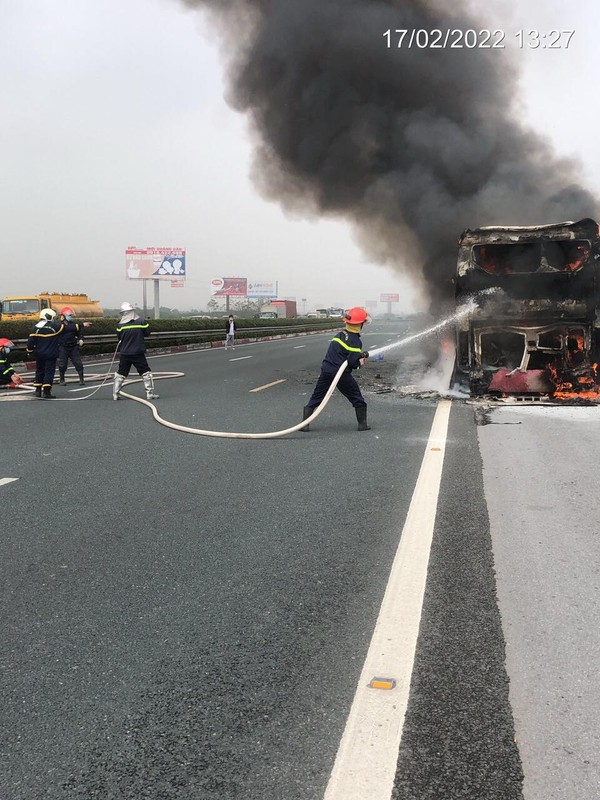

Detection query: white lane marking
(324, 399), (452, 800)
(229, 356), (253, 362)
(293, 345), (306, 349)
(249, 379), (287, 393)
(0, 478), (19, 486)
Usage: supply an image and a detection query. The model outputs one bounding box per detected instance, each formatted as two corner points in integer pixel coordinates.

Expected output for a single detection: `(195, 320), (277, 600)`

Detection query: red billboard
(210, 277), (248, 297)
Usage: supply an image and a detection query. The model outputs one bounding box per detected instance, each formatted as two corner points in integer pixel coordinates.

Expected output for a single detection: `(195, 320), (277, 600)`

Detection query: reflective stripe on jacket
(26, 322), (65, 358)
(116, 317), (150, 355)
(321, 329), (364, 374)
(0, 355), (15, 384)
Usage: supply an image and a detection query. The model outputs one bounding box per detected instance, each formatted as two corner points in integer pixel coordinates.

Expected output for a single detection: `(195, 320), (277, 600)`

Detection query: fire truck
(0, 293), (103, 321)
(454, 218), (600, 399)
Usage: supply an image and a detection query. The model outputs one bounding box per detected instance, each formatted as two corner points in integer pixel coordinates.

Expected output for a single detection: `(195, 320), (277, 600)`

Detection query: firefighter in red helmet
(301, 307), (371, 432)
(0, 338), (23, 389)
(57, 306), (88, 385)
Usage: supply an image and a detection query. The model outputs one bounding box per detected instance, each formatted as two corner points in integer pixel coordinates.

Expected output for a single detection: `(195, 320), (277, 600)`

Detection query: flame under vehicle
(454, 218), (600, 401)
(0, 293), (103, 322)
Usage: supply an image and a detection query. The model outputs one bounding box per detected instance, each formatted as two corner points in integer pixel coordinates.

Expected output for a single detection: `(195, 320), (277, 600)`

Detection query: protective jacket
(0, 354), (15, 384)
(116, 314), (150, 355)
(26, 321), (64, 358)
(60, 320), (85, 347)
(321, 329), (364, 374)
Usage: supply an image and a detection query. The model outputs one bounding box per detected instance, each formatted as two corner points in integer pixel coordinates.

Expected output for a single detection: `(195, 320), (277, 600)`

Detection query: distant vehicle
(259, 300), (297, 319)
(0, 293), (103, 321)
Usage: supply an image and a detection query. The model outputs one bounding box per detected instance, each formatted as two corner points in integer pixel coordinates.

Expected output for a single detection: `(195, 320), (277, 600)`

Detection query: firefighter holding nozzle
(0, 338), (23, 389)
(301, 307), (371, 432)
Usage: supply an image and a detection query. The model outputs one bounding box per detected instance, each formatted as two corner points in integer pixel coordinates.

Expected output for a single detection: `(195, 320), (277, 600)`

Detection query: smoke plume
(183, 0), (598, 305)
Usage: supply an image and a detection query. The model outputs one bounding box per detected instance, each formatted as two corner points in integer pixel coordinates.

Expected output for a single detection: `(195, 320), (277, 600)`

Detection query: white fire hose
(119, 359), (350, 439)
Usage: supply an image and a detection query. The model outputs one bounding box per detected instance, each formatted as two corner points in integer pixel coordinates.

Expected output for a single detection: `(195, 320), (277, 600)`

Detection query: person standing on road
(57, 306), (90, 386)
(113, 302), (159, 401)
(225, 315), (236, 350)
(0, 338), (23, 389)
(26, 309), (64, 399)
(301, 307), (371, 432)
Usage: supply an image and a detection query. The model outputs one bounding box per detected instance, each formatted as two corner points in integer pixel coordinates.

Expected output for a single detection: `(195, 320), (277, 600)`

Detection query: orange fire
(549, 360), (600, 401)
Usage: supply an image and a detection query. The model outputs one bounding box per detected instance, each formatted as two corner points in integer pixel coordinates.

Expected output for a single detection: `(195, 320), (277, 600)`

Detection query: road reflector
(368, 677), (396, 690)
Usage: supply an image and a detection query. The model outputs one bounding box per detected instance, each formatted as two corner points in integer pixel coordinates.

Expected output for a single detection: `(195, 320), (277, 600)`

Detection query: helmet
(120, 302), (134, 312)
(60, 306), (74, 316)
(0, 338), (14, 349)
(39, 308), (57, 321)
(344, 307), (369, 325)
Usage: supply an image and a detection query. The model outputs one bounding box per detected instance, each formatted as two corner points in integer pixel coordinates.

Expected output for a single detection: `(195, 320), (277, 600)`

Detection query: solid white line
(323, 399), (452, 800)
(0, 478), (19, 486)
(229, 355), (253, 362)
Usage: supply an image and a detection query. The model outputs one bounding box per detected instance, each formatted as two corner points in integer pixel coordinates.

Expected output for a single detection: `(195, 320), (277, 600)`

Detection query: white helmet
(40, 308), (57, 320)
(120, 301), (134, 312)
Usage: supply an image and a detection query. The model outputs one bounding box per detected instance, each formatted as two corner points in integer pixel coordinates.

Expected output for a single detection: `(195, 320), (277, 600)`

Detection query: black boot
(42, 386), (56, 399)
(34, 386), (42, 398)
(355, 405), (370, 431)
(78, 373), (85, 385)
(58, 372), (66, 385)
(301, 406), (312, 432)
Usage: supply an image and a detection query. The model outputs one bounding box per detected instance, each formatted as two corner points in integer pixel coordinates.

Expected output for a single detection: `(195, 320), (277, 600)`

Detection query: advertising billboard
(380, 292), (399, 302)
(247, 280), (277, 299)
(126, 247), (186, 280)
(210, 277), (248, 297)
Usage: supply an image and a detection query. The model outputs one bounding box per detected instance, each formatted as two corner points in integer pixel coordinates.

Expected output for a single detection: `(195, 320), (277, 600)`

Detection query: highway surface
(1, 321), (598, 799)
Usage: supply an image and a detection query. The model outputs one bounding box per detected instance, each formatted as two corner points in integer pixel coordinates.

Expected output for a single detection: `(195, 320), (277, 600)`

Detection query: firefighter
(57, 306), (88, 385)
(302, 306), (371, 432)
(113, 302), (159, 401)
(26, 309), (64, 398)
(0, 338), (23, 389)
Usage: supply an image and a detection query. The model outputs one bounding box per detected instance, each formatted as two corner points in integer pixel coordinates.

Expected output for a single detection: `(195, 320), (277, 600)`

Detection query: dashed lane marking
(249, 379), (287, 393)
(293, 345), (306, 349)
(324, 399), (452, 800)
(229, 356), (253, 362)
(0, 478), (19, 486)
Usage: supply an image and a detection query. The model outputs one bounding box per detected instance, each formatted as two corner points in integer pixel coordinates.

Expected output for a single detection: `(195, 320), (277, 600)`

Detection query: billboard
(126, 247), (186, 280)
(247, 280), (277, 299)
(211, 277), (248, 297)
(380, 292), (399, 302)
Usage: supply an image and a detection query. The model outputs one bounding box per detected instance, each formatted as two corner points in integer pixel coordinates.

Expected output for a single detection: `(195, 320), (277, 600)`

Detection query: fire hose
(119, 358), (352, 439)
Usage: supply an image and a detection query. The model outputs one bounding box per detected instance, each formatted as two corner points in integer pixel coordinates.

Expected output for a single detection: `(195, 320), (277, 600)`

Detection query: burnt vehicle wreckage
(453, 218), (600, 402)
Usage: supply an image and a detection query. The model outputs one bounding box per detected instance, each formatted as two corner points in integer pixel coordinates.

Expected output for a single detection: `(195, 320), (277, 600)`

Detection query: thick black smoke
(183, 0), (597, 305)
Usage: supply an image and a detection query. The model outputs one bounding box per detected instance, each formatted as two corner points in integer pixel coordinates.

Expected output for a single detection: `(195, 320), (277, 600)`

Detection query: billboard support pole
(142, 280), (148, 317)
(154, 280), (160, 319)
(226, 294), (230, 314)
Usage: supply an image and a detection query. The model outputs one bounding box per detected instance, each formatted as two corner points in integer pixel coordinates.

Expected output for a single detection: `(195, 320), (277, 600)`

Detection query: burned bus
(454, 218), (600, 400)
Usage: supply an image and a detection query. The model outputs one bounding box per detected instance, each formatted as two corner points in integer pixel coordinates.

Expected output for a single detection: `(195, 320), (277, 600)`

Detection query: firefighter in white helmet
(26, 309), (64, 398)
(113, 302), (159, 401)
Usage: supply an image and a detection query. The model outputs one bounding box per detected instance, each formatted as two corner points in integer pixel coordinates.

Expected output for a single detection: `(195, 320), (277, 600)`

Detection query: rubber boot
(59, 372), (66, 385)
(42, 386), (56, 399)
(355, 405), (370, 431)
(301, 406), (312, 432)
(113, 373), (125, 401)
(142, 372), (159, 400)
(34, 386), (42, 398)
(78, 373), (84, 386)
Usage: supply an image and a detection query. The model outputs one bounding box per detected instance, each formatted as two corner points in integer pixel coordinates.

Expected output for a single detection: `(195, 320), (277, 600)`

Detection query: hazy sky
(1, 0), (598, 314)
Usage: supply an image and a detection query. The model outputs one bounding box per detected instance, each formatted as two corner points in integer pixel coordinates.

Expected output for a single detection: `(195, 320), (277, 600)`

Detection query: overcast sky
(1, 0), (598, 314)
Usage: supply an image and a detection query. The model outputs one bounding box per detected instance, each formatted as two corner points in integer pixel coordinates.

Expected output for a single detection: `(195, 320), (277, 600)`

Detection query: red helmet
(60, 306), (74, 316)
(0, 338), (15, 348)
(344, 307), (369, 325)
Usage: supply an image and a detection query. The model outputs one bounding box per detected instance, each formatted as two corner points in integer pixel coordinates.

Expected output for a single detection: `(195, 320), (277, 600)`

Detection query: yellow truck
(0, 293), (103, 321)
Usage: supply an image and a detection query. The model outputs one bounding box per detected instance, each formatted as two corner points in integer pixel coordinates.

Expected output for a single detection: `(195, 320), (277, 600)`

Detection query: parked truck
(259, 300), (297, 319)
(454, 217), (600, 399)
(0, 293), (103, 321)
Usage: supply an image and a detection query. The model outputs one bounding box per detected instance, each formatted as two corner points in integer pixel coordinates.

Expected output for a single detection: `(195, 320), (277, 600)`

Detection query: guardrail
(12, 323), (337, 348)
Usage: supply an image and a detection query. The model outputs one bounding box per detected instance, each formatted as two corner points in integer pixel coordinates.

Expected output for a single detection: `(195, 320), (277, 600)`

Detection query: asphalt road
(1, 321), (595, 799)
